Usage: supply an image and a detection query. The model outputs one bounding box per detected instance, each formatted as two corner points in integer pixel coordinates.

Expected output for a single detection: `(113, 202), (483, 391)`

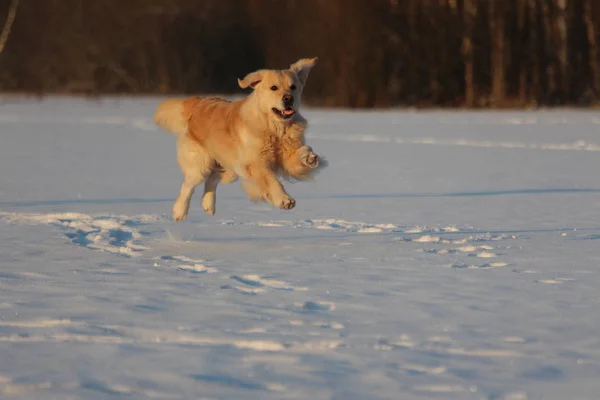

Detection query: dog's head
(238, 57), (318, 122)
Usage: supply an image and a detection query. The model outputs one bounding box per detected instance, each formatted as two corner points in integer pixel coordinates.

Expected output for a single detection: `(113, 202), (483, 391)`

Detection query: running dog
(154, 57), (325, 221)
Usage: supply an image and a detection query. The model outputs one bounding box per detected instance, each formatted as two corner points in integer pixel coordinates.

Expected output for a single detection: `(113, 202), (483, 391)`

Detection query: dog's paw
(202, 198), (215, 216)
(279, 196), (296, 210)
(172, 211), (188, 222)
(299, 147), (319, 169)
(172, 202), (189, 222)
(202, 207), (215, 216)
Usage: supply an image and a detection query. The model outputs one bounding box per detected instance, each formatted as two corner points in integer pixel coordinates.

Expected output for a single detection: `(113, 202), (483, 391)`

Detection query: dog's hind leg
(201, 167), (239, 216)
(173, 136), (213, 221)
(201, 170), (220, 216)
(201, 166), (238, 216)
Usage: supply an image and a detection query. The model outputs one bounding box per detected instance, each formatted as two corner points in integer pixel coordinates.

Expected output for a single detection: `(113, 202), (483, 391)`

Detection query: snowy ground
(1, 97), (600, 399)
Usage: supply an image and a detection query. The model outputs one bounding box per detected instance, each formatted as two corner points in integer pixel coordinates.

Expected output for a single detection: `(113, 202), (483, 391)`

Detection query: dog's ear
(238, 70), (265, 89)
(289, 57), (318, 85)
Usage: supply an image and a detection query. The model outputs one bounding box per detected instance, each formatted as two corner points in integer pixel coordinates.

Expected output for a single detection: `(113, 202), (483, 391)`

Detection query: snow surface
(1, 96), (600, 399)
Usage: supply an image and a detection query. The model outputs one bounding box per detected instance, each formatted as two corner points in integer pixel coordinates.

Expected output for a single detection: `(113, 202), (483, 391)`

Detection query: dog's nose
(283, 94), (294, 104)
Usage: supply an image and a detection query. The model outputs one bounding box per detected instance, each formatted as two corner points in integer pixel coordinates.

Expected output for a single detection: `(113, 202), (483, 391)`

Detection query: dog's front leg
(281, 145), (325, 181)
(241, 162), (295, 210)
(296, 145), (321, 169)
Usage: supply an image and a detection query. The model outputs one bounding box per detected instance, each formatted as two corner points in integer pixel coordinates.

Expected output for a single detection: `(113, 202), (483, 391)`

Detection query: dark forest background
(1, 0), (600, 108)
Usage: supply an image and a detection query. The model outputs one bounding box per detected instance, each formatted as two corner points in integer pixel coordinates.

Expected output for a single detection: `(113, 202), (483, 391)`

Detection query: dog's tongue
(282, 109), (295, 116)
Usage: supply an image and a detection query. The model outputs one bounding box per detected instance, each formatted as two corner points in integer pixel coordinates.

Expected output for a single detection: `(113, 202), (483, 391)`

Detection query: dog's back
(154, 97), (233, 139)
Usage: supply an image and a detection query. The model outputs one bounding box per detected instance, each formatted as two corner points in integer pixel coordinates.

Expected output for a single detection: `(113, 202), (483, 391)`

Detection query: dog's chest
(259, 133), (280, 167)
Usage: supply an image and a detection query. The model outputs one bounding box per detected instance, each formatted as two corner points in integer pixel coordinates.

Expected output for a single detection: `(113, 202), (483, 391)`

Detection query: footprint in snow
(155, 255), (218, 273)
(295, 301), (336, 312)
(221, 274), (307, 295)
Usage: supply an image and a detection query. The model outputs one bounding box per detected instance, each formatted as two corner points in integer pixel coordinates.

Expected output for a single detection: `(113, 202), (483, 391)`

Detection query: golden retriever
(154, 57), (325, 221)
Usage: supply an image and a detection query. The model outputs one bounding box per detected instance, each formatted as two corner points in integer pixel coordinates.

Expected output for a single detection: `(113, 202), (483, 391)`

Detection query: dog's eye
(290, 84), (296, 90)
(270, 85), (278, 91)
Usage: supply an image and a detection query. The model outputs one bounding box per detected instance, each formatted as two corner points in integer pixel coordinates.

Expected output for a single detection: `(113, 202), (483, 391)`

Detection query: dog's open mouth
(272, 107), (296, 119)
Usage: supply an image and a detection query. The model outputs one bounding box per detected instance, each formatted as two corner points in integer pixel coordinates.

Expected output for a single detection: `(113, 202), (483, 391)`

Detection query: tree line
(0, 0), (599, 108)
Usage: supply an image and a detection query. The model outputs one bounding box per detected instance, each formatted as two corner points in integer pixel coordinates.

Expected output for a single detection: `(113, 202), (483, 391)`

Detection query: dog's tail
(154, 97), (199, 138)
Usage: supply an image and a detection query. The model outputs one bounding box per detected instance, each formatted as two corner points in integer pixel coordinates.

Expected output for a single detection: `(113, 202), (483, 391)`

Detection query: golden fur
(154, 57), (325, 221)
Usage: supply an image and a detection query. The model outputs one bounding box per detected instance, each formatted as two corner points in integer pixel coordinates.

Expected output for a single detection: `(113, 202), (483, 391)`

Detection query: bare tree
(528, 0), (540, 104)
(516, 0), (528, 104)
(0, 0), (19, 55)
(540, 0), (554, 99)
(584, 0), (599, 98)
(462, 0), (477, 107)
(555, 0), (569, 99)
(489, 0), (506, 106)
